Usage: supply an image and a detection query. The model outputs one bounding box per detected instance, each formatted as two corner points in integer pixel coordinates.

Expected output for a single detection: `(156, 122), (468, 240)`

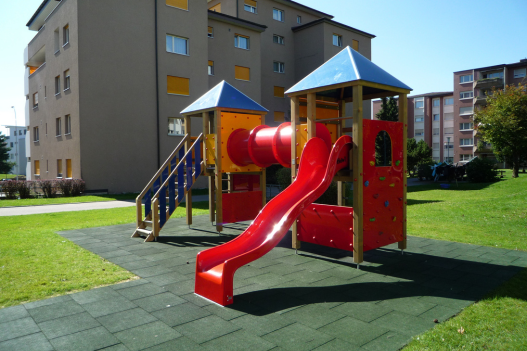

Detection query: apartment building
(3, 126), (27, 176)
(24, 0), (375, 192)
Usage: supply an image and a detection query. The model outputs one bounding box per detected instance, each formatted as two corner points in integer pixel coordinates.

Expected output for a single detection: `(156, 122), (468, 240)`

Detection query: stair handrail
(135, 134), (189, 227)
(152, 133), (203, 200)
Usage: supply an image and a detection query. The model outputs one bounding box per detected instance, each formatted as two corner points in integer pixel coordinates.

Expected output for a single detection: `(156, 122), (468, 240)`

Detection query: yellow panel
(352, 39), (359, 51)
(205, 134), (216, 166)
(274, 86), (284, 98)
(245, 0), (257, 7)
(167, 76), (189, 95)
(295, 124), (308, 163)
(35, 160), (40, 175)
(299, 101), (339, 120)
(57, 159), (62, 175)
(325, 124), (337, 144)
(208, 60), (213, 66)
(66, 159), (72, 178)
(209, 3), (221, 12)
(221, 112), (262, 173)
(208, 26), (213, 34)
(274, 111), (285, 122)
(235, 66), (250, 81)
(167, 0), (188, 10)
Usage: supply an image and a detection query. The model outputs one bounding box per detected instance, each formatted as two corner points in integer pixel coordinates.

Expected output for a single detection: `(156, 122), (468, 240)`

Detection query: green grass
(1, 174), (24, 180)
(0, 202), (209, 308)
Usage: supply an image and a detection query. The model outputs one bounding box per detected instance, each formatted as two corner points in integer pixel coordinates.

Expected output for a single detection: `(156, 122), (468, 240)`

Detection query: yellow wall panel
(167, 76), (189, 95)
(235, 66), (250, 81)
(274, 86), (284, 98)
(166, 0), (188, 10)
(209, 3), (221, 12)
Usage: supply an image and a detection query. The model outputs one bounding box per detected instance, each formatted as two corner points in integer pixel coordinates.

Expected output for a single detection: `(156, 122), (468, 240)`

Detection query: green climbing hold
(370, 218), (376, 222)
(379, 177), (386, 181)
(396, 160), (401, 166)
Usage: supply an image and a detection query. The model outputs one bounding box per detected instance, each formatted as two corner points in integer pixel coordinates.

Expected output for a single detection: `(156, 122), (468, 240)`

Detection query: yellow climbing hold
(369, 161), (375, 166)
(393, 216), (397, 222)
(389, 183), (395, 187)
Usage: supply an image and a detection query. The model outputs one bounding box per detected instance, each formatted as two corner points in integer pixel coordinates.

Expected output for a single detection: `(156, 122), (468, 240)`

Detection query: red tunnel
(227, 122), (333, 168)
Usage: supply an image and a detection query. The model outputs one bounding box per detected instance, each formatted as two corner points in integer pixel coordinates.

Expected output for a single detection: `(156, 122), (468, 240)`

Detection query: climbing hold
(369, 161), (375, 166)
(393, 216), (397, 222)
(389, 183), (395, 187)
(398, 197), (403, 201)
(373, 194), (379, 199)
(364, 181), (369, 187)
(395, 160), (401, 166)
(370, 218), (376, 222)
(379, 177), (386, 181)
(385, 201), (389, 207)
(379, 231), (383, 235)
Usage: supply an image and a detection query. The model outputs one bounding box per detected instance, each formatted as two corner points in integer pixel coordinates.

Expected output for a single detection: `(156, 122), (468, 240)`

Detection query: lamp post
(444, 136), (451, 164)
(11, 106), (18, 181)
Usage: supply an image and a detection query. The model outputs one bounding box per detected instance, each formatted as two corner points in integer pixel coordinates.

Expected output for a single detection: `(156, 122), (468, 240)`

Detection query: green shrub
(71, 179), (86, 196)
(418, 161), (435, 181)
(276, 167), (291, 190)
(1, 180), (18, 199)
(266, 164), (283, 185)
(16, 181), (32, 199)
(58, 179), (72, 196)
(39, 180), (58, 198)
(466, 157), (499, 183)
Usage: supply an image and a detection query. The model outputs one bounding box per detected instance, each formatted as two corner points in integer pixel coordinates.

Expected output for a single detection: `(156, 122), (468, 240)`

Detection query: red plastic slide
(195, 135), (353, 306)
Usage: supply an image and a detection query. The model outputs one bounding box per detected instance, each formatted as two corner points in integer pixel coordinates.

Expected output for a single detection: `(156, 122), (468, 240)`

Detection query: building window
(433, 114), (440, 121)
(166, 0), (188, 10)
(433, 128), (440, 135)
(64, 69), (70, 91)
(33, 92), (38, 108)
(274, 86), (284, 98)
(244, 0), (257, 13)
(444, 144), (454, 149)
(433, 143), (439, 149)
(460, 154), (473, 161)
(166, 35), (189, 55)
(208, 26), (213, 38)
(234, 34), (250, 50)
(444, 98), (454, 105)
(273, 61), (285, 73)
(66, 159), (72, 178)
(57, 159), (63, 178)
(274, 111), (285, 122)
(415, 100), (424, 108)
(55, 75), (61, 95)
(433, 99), (440, 107)
(444, 157), (453, 163)
(297, 16), (302, 24)
(415, 129), (424, 136)
(415, 116), (424, 123)
(56, 117), (61, 137)
(333, 34), (342, 47)
(460, 91), (473, 99)
(514, 68), (526, 78)
(460, 122), (473, 130)
(209, 3), (221, 12)
(10, 142), (13, 148)
(235, 65), (250, 81)
(444, 127), (454, 135)
(273, 8), (284, 21)
(460, 74), (473, 83)
(34, 160), (40, 176)
(63, 24), (69, 46)
(33, 127), (39, 142)
(168, 118), (184, 136)
(483, 71), (503, 79)
(65, 115), (71, 135)
(460, 106), (473, 115)
(167, 76), (190, 95)
(208, 61), (214, 76)
(273, 34), (284, 45)
(460, 138), (473, 146)
(54, 28), (60, 52)
(444, 113), (454, 121)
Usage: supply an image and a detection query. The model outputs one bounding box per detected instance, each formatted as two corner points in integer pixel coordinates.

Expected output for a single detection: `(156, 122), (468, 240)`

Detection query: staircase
(133, 134), (204, 242)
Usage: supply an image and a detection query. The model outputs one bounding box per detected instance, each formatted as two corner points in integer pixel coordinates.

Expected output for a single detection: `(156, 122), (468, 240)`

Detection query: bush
(466, 157), (499, 183)
(276, 167), (291, 191)
(16, 181), (32, 199)
(71, 179), (85, 196)
(418, 161), (435, 181)
(58, 179), (72, 197)
(1, 180), (18, 199)
(40, 180), (58, 198)
(266, 164), (283, 185)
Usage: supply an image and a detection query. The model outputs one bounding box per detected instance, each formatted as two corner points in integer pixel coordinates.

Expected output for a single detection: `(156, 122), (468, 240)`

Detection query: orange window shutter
(209, 3), (221, 12)
(66, 159), (72, 178)
(208, 61), (214, 66)
(35, 160), (40, 175)
(274, 86), (284, 98)
(235, 66), (250, 81)
(245, 0), (257, 7)
(352, 39), (359, 51)
(208, 26), (213, 35)
(274, 112), (285, 122)
(57, 159), (62, 175)
(166, 0), (188, 10)
(167, 76), (190, 95)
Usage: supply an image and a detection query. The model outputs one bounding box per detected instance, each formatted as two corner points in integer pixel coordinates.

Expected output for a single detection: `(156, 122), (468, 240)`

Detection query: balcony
(474, 96), (487, 106)
(473, 77), (503, 90)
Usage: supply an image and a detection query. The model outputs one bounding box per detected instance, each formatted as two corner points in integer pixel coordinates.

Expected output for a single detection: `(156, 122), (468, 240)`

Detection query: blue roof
(181, 81), (268, 115)
(286, 47), (412, 95)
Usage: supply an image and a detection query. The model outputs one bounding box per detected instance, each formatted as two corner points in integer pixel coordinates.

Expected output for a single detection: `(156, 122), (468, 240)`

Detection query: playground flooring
(1, 215), (526, 351)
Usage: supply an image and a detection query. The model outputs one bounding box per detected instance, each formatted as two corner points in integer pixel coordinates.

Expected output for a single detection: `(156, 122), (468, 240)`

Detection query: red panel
(298, 203), (354, 252)
(222, 191), (263, 224)
(362, 120), (405, 252)
(232, 174), (260, 192)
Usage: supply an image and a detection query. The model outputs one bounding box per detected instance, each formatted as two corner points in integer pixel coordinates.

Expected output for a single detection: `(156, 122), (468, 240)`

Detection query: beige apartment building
(24, 0), (375, 192)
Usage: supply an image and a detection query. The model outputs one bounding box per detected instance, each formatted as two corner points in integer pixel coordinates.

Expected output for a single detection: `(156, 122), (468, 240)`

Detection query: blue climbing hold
(365, 181), (369, 187)
(384, 201), (389, 207)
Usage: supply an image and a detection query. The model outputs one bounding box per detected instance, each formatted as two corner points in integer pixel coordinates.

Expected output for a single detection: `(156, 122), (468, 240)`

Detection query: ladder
(133, 134), (204, 242)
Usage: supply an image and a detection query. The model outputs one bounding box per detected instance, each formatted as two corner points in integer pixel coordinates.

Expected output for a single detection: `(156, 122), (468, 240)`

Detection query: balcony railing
(473, 77), (503, 90)
(474, 96), (487, 106)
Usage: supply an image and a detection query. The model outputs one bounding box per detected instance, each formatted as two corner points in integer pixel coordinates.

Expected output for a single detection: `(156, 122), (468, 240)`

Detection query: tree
(0, 132), (15, 175)
(474, 83), (527, 178)
(375, 97), (399, 122)
(407, 138), (433, 175)
(407, 138), (418, 176)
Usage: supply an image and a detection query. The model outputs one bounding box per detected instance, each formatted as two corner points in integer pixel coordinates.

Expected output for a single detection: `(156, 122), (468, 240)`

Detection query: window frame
(64, 69), (70, 91)
(459, 106), (473, 115)
(33, 92), (38, 108)
(459, 122), (473, 131)
(514, 68), (526, 79)
(459, 91), (473, 100)
(208, 26), (214, 38)
(65, 114), (71, 135)
(415, 116), (424, 123)
(415, 100), (424, 108)
(273, 34), (284, 45)
(234, 34), (250, 50)
(166, 34), (189, 56)
(244, 0), (257, 14)
(332, 34), (342, 47)
(297, 15), (302, 24)
(432, 99), (440, 107)
(55, 75), (61, 95)
(273, 8), (284, 22)
(460, 138), (474, 146)
(168, 117), (185, 136)
(415, 129), (424, 137)
(56, 117), (61, 137)
(33, 126), (39, 142)
(460, 74), (473, 84)
(433, 128), (440, 136)
(444, 97), (454, 105)
(208, 61), (214, 76)
(63, 24), (69, 46)
(57, 159), (63, 178)
(433, 114), (440, 121)
(273, 61), (285, 74)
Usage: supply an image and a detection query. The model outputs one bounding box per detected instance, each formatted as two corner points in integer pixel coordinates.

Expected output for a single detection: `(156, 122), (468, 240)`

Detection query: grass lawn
(1, 174), (24, 180)
(0, 201), (209, 308)
(0, 188), (210, 208)
(404, 170), (527, 350)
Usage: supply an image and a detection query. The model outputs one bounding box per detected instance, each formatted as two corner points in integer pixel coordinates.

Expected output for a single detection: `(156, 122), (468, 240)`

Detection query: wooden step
(135, 228), (152, 236)
(143, 220), (153, 227)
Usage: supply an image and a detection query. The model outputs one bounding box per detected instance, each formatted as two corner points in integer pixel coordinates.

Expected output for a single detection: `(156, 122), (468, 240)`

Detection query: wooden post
(203, 111), (215, 224)
(227, 174), (233, 193)
(202, 111), (210, 173)
(337, 100), (346, 206)
(215, 109), (223, 232)
(291, 96), (301, 249)
(399, 94), (408, 250)
(184, 115), (192, 226)
(307, 93), (316, 139)
(352, 85), (364, 264)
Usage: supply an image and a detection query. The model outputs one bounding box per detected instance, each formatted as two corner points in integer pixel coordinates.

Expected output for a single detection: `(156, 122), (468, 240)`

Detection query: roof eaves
(26, 0), (54, 27)
(273, 0), (333, 19)
(292, 18), (375, 39)
(208, 11), (267, 32)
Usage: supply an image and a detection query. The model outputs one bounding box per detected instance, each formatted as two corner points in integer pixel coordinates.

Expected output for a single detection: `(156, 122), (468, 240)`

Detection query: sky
(1, 0), (527, 135)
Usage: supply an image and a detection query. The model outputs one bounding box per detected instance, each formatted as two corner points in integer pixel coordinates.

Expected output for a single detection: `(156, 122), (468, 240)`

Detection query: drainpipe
(236, 0), (239, 17)
(155, 0), (160, 168)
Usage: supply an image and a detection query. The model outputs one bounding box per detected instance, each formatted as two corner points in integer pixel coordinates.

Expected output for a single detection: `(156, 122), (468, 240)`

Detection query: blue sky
(1, 0), (527, 135)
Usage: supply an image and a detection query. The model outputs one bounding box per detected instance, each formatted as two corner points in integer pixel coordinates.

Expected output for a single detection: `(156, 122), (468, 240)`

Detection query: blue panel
(286, 47), (412, 95)
(162, 167), (169, 183)
(178, 148), (185, 203)
(169, 174), (176, 215)
(159, 186), (166, 227)
(186, 149), (193, 190)
(144, 190), (151, 218)
(153, 178), (160, 196)
(180, 80), (268, 115)
(195, 139), (201, 177)
(171, 157), (178, 172)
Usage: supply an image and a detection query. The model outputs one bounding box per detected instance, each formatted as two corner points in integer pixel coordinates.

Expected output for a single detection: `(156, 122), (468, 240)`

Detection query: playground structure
(133, 47), (412, 306)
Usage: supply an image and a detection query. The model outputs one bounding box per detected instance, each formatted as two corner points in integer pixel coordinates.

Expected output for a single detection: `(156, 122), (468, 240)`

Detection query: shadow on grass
(407, 180), (501, 194)
(407, 199), (442, 206)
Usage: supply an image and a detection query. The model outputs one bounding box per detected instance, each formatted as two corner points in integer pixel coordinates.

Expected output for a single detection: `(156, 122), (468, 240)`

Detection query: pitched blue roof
(286, 47), (412, 94)
(181, 80), (268, 115)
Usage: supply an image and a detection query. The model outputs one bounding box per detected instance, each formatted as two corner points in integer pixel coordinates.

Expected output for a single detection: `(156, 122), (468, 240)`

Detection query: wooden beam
(399, 94), (408, 251)
(215, 109), (223, 232)
(202, 111), (210, 175)
(184, 115), (192, 226)
(290, 96), (301, 250)
(359, 80), (411, 95)
(352, 85), (364, 265)
(338, 100), (346, 206)
(307, 93), (316, 139)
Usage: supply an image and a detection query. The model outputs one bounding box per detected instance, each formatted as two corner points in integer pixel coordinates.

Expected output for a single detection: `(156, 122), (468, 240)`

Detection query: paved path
(0, 215), (525, 350)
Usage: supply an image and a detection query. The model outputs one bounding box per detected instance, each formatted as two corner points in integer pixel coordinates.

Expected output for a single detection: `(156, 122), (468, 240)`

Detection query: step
(143, 220), (153, 227)
(135, 228), (152, 236)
